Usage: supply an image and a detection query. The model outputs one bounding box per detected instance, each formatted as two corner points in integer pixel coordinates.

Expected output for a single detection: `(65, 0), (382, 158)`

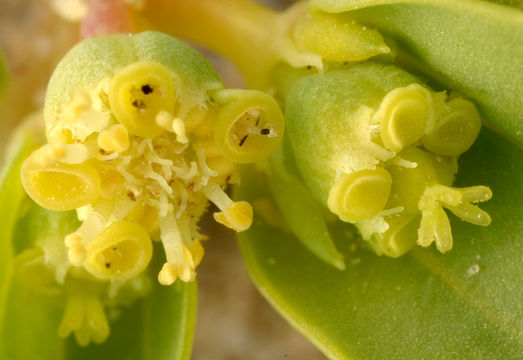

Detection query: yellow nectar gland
(421, 97), (481, 156)
(328, 167), (392, 223)
(375, 84), (434, 153)
(109, 61), (176, 137)
(83, 220), (153, 281)
(21, 149), (101, 211)
(212, 89), (285, 163)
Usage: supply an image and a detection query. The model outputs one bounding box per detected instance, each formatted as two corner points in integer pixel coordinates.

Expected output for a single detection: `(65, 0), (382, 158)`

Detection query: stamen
(204, 183), (253, 232)
(172, 117), (189, 144)
(58, 296), (85, 338)
(418, 183), (491, 252)
(158, 213), (185, 285)
(97, 124), (130, 153)
(65, 211), (106, 266)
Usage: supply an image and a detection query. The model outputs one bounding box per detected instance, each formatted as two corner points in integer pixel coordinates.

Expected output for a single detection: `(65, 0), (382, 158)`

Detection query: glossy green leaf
(268, 145), (345, 270)
(237, 128), (523, 359)
(309, 0), (523, 145)
(0, 120), (42, 337)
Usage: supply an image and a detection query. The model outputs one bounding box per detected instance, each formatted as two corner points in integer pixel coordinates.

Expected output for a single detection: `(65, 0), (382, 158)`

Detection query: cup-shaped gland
(21, 144), (101, 211)
(374, 84), (435, 153)
(108, 61), (175, 137)
(83, 220), (152, 281)
(293, 11), (390, 62)
(211, 89), (285, 163)
(421, 97), (482, 156)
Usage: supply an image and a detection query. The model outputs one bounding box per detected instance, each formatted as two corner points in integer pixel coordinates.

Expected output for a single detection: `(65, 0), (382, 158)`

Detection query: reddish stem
(81, 0), (136, 39)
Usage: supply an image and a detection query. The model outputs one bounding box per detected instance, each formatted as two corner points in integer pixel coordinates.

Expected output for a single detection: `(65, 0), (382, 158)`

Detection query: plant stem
(143, 0), (319, 89)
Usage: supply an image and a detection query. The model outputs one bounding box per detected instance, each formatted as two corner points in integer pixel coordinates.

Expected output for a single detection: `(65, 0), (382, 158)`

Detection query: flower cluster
(284, 63), (491, 257)
(18, 31), (284, 344)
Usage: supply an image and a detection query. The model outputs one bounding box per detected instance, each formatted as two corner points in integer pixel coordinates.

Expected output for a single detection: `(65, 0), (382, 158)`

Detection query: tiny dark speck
(132, 99), (146, 108)
(239, 134), (248, 146)
(260, 128), (270, 135)
(141, 84), (153, 94)
(105, 263), (111, 268)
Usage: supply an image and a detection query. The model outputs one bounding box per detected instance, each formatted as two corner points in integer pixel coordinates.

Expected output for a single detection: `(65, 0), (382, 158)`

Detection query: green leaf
(268, 145), (346, 270)
(237, 128), (523, 359)
(309, 0), (523, 145)
(0, 120), (42, 338)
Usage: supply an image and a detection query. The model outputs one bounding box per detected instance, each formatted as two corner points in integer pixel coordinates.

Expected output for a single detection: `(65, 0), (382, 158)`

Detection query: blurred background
(0, 0), (326, 358)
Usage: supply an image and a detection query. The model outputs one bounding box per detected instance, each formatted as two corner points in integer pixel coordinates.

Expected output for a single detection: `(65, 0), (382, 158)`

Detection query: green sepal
(308, 0), (523, 145)
(268, 145), (345, 270)
(237, 128), (523, 359)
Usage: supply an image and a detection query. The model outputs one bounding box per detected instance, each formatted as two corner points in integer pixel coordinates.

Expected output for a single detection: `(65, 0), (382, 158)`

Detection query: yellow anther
(158, 262), (178, 285)
(375, 84), (433, 153)
(172, 117), (189, 144)
(83, 220), (152, 281)
(204, 183), (253, 231)
(97, 124), (130, 153)
(158, 261), (195, 285)
(422, 97), (481, 156)
(328, 167), (392, 223)
(155, 110), (175, 130)
(213, 201), (253, 232)
(109, 61), (176, 137)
